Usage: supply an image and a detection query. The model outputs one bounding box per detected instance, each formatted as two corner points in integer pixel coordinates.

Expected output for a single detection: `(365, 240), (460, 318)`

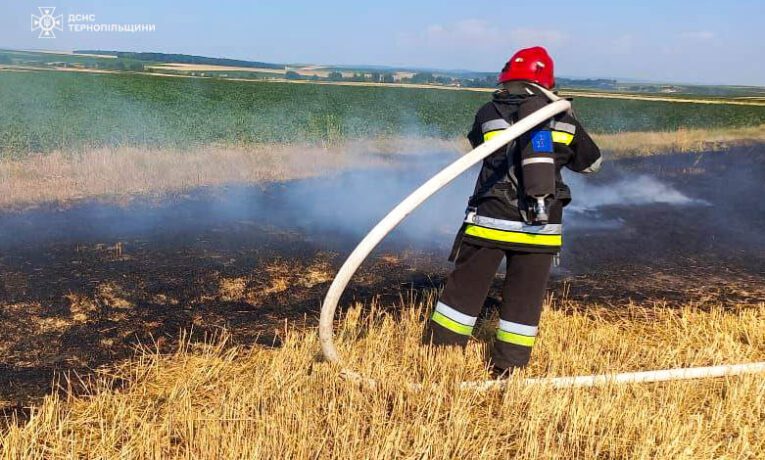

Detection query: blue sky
(1, 0), (764, 85)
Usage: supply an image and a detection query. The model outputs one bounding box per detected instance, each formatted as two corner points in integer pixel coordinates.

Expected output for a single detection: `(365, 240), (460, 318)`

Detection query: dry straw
(1, 295), (763, 459)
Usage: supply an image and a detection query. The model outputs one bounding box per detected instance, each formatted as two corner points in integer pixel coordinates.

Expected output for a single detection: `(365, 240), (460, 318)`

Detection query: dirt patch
(213, 256), (334, 305)
(145, 63), (285, 74)
(561, 90), (765, 106)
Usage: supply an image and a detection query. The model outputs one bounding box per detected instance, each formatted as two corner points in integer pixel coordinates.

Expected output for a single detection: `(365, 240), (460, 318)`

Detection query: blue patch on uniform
(531, 130), (553, 153)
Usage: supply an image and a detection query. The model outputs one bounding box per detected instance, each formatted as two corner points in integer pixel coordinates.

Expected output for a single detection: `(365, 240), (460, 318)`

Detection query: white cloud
(609, 34), (635, 54)
(679, 31), (716, 41)
(398, 19), (564, 50)
(422, 19), (506, 46)
(660, 31), (719, 56)
(393, 19), (570, 71)
(509, 27), (566, 47)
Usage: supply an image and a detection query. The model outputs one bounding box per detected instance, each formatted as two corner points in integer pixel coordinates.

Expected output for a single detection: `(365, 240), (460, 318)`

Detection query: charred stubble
(0, 148), (763, 456)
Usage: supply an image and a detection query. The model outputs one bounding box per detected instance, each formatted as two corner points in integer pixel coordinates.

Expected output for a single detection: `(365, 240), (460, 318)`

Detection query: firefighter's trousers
(424, 241), (553, 370)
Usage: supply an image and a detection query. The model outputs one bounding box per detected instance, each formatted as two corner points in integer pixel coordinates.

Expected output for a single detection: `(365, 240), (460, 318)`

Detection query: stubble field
(0, 69), (764, 459)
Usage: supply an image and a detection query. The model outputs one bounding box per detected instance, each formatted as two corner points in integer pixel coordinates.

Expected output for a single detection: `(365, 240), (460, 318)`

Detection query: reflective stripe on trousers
(425, 243), (553, 368)
(496, 320), (538, 347)
(431, 301), (477, 336)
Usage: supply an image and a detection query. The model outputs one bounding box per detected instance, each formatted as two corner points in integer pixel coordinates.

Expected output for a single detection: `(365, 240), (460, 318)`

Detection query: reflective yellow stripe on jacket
(551, 121), (576, 145)
(487, 129), (573, 145)
(482, 119), (511, 142)
(552, 131), (574, 145)
(464, 224), (562, 246)
(484, 130), (502, 142)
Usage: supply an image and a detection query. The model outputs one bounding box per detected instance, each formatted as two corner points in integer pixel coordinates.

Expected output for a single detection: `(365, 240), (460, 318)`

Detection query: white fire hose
(318, 98), (765, 390)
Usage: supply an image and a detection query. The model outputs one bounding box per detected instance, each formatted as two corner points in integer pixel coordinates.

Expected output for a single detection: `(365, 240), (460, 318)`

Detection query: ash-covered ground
(0, 145), (763, 414)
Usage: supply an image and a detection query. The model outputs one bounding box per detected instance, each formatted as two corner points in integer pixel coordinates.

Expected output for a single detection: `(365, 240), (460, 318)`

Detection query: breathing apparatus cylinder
(518, 98), (557, 224)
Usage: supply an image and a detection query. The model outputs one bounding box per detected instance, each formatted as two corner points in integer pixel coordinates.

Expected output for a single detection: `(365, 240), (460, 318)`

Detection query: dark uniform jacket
(454, 83), (602, 256)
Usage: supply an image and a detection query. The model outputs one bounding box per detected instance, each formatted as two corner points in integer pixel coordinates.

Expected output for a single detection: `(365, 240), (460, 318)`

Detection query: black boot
(422, 321), (470, 348)
(489, 365), (516, 380)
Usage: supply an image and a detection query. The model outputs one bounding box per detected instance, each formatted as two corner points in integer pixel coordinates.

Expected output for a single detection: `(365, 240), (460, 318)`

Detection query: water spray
(318, 99), (765, 390)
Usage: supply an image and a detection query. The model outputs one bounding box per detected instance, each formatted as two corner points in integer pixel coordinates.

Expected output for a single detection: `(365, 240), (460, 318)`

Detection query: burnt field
(1, 145), (763, 414)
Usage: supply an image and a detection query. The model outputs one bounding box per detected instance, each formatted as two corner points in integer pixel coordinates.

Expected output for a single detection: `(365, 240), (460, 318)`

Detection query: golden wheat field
(1, 292), (763, 459)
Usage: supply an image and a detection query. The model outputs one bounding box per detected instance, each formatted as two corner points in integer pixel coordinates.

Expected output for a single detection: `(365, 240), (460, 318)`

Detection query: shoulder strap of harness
(468, 103), (519, 203)
(469, 85), (564, 210)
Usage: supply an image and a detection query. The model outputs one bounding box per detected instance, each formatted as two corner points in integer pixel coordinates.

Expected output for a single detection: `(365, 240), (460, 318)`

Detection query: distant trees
(410, 72), (435, 84)
(323, 71), (400, 84)
(461, 75), (497, 88)
(556, 78), (617, 90)
(259, 68), (483, 87)
(93, 59), (144, 72)
(77, 51), (285, 70)
(127, 61), (144, 72)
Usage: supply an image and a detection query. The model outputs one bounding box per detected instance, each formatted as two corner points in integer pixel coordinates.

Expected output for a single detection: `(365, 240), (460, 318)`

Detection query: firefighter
(423, 46), (602, 378)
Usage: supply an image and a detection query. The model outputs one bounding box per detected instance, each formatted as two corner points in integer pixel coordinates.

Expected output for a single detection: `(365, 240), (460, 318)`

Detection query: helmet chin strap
(526, 82), (574, 118)
(526, 82), (562, 102)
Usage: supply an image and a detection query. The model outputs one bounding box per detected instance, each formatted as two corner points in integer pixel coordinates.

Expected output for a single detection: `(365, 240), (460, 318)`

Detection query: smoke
(226, 152), (709, 251)
(2, 144), (762, 282)
(565, 173), (702, 212)
(563, 172), (708, 231)
(211, 151), (473, 251)
(0, 150), (706, 252)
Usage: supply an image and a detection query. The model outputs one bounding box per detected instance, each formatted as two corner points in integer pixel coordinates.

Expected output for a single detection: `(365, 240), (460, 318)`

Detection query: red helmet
(498, 46), (555, 89)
